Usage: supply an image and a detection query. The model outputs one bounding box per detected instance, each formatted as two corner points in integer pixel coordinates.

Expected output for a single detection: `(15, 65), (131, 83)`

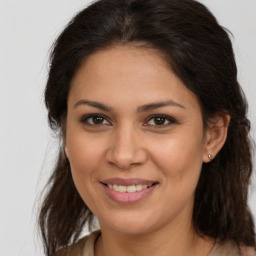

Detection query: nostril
(105, 142), (148, 169)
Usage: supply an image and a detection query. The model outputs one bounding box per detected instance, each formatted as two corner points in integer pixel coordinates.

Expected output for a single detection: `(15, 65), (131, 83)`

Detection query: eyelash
(80, 114), (110, 127)
(80, 114), (177, 128)
(145, 114), (177, 128)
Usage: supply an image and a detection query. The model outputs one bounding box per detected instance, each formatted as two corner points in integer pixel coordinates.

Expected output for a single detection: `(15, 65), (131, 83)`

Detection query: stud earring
(208, 154), (213, 160)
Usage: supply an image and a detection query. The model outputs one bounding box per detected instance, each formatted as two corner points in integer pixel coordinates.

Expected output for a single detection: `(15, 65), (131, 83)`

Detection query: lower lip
(101, 184), (157, 204)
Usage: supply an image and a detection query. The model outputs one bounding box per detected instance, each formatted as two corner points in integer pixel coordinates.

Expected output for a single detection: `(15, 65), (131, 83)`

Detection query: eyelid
(80, 113), (112, 126)
(144, 114), (177, 127)
(80, 113), (177, 128)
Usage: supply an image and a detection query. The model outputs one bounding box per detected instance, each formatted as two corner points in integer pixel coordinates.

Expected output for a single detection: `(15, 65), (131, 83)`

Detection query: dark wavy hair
(39, 0), (256, 255)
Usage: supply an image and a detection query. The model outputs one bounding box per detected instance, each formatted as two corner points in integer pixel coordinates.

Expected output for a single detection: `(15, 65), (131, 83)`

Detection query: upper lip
(100, 177), (158, 186)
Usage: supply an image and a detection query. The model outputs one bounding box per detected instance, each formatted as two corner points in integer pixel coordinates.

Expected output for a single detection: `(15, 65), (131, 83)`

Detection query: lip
(100, 177), (159, 204)
(100, 177), (158, 186)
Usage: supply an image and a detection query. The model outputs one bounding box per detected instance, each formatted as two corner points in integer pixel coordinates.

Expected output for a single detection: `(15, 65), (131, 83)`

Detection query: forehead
(71, 45), (170, 86)
(68, 45), (200, 112)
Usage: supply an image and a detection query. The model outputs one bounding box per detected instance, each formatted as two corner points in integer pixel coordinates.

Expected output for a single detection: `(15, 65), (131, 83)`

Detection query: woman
(39, 0), (256, 255)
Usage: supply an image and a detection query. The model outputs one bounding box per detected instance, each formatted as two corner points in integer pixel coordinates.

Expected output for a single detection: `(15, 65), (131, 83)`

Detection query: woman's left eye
(145, 115), (176, 127)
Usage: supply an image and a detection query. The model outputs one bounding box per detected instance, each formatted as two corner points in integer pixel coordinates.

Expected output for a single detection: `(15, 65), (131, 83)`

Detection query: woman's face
(65, 46), (211, 235)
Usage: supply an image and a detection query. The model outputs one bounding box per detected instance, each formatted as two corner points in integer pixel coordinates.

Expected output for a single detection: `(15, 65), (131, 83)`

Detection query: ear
(203, 113), (230, 163)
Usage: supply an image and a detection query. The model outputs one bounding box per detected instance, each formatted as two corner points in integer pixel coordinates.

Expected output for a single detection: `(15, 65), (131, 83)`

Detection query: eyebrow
(74, 100), (114, 111)
(138, 100), (185, 112)
(74, 99), (185, 112)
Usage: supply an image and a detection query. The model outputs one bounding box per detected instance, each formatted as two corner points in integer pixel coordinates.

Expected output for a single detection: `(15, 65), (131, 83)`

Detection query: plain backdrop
(0, 0), (255, 255)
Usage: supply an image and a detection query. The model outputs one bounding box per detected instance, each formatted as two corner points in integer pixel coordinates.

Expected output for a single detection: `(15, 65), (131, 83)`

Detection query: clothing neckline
(83, 230), (225, 256)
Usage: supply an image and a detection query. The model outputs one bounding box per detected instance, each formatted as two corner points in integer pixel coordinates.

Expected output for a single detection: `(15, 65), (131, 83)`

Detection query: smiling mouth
(101, 183), (158, 193)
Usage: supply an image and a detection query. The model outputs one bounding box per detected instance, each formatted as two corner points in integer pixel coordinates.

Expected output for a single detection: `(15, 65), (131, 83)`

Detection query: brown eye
(146, 114), (177, 127)
(153, 117), (166, 125)
(92, 116), (104, 124)
(81, 114), (110, 126)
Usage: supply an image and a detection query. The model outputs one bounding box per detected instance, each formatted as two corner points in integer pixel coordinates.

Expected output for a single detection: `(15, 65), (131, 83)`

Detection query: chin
(98, 211), (161, 235)
(112, 222), (153, 235)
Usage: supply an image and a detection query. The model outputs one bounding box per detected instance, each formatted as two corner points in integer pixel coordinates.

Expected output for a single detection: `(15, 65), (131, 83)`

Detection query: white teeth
(107, 184), (152, 193)
(113, 184), (119, 191)
(136, 184), (143, 191)
(127, 185), (136, 193)
(119, 185), (127, 192)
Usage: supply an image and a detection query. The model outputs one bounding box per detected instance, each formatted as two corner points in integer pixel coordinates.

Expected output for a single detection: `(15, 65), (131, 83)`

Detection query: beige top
(61, 230), (255, 256)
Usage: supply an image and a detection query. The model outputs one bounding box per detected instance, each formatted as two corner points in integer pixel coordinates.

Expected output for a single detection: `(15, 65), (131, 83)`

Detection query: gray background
(0, 0), (255, 255)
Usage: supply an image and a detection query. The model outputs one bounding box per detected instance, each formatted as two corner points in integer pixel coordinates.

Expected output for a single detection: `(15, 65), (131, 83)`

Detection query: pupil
(154, 117), (165, 125)
(93, 116), (103, 124)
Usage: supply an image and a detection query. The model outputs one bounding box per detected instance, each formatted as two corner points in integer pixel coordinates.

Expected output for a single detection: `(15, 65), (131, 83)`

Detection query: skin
(65, 46), (229, 256)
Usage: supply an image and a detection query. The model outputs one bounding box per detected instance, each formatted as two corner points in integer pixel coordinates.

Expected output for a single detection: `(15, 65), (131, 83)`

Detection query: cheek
(67, 132), (103, 172)
(66, 130), (107, 203)
(66, 133), (105, 210)
(149, 132), (205, 185)
(148, 134), (205, 219)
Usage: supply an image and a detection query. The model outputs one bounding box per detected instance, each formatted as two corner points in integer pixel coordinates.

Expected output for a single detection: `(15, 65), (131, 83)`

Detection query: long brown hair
(39, 0), (256, 255)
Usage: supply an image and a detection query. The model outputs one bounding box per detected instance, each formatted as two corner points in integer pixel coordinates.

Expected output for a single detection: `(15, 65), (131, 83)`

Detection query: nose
(105, 125), (147, 170)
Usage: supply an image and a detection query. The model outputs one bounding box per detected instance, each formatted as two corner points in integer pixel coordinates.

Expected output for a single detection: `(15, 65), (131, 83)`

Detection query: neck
(95, 218), (214, 256)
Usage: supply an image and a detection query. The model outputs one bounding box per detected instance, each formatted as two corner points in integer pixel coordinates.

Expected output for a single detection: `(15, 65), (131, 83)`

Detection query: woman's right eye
(80, 114), (111, 126)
